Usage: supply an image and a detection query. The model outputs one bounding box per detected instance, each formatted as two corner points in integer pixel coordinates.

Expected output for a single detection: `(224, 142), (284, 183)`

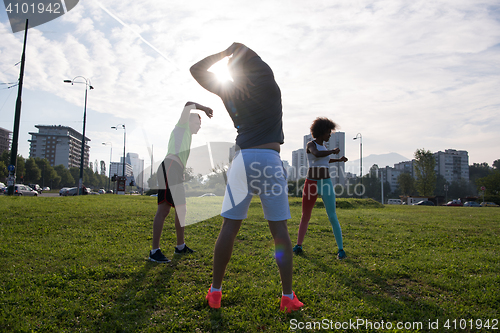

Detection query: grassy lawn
(0, 195), (499, 332)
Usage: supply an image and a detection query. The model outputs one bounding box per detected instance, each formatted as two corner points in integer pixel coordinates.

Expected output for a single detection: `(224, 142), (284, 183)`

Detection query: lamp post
(64, 77), (94, 195)
(353, 133), (362, 187)
(102, 142), (112, 191)
(111, 124), (126, 193)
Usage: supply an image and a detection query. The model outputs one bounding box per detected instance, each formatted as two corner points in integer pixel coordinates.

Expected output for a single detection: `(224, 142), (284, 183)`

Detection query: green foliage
(0, 160), (6, 180)
(24, 157), (41, 184)
(360, 165), (391, 202)
(414, 148), (436, 196)
(287, 178), (305, 197)
(476, 171), (500, 196)
(34, 158), (60, 188)
(14, 155), (25, 183)
(1, 196), (498, 332)
(54, 164), (75, 188)
(397, 172), (415, 196)
(469, 162), (493, 185)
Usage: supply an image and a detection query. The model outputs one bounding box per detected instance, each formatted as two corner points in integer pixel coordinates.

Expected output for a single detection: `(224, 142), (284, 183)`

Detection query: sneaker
(174, 245), (195, 255)
(206, 285), (222, 309)
(292, 244), (303, 254)
(280, 291), (304, 313)
(148, 249), (171, 263)
(337, 249), (347, 260)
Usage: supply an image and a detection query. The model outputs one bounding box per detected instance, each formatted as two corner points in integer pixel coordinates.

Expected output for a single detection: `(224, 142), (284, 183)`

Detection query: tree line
(0, 150), (109, 189)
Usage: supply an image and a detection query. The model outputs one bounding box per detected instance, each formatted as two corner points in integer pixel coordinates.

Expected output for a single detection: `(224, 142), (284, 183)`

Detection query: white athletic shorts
(221, 149), (291, 221)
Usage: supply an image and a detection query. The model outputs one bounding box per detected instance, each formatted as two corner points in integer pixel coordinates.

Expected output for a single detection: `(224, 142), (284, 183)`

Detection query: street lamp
(102, 142), (112, 191)
(64, 76), (94, 195)
(353, 133), (362, 186)
(111, 124), (126, 187)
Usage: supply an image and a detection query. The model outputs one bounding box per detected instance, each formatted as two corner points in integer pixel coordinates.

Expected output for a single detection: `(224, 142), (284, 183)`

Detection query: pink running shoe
(206, 285), (222, 309)
(280, 291), (304, 313)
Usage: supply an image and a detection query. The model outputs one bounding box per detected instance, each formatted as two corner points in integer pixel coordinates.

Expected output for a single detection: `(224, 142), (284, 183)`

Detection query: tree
(54, 165), (75, 188)
(15, 156), (26, 183)
(362, 164), (381, 200)
(469, 162), (492, 185)
(414, 148), (436, 196)
(434, 174), (448, 197)
(493, 159), (500, 171)
(34, 158), (60, 188)
(1, 150), (10, 166)
(448, 179), (472, 199)
(0, 160), (7, 180)
(476, 171), (500, 196)
(69, 167), (79, 187)
(24, 158), (41, 184)
(397, 172), (415, 196)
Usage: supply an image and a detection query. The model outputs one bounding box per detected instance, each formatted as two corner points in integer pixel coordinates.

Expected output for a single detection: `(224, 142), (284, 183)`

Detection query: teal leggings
(297, 178), (343, 250)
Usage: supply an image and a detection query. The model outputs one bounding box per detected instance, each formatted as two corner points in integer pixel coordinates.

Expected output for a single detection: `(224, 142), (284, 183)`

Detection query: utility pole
(7, 20), (28, 196)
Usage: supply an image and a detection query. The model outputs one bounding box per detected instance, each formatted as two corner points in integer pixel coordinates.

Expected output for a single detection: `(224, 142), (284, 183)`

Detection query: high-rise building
(28, 125), (90, 168)
(126, 153), (145, 188)
(303, 132), (346, 185)
(434, 149), (469, 183)
(0, 126), (11, 155)
(291, 148), (307, 181)
(110, 161), (134, 184)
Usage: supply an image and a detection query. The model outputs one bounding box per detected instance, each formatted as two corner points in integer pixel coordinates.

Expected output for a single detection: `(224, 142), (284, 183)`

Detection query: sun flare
(208, 57), (232, 82)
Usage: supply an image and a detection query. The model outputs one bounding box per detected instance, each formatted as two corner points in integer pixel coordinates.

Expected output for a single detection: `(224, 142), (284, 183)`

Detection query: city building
(0, 126), (11, 155)
(381, 166), (404, 193)
(28, 125), (90, 168)
(382, 149), (470, 194)
(110, 161), (134, 184)
(291, 148), (307, 181)
(126, 153), (145, 188)
(394, 160), (414, 176)
(434, 149), (469, 183)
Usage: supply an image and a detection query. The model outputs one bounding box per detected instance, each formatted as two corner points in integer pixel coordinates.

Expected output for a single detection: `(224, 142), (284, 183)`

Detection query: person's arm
(190, 44), (238, 94)
(178, 102), (214, 124)
(330, 156), (348, 163)
(307, 141), (339, 157)
(190, 43), (254, 99)
(185, 101), (213, 118)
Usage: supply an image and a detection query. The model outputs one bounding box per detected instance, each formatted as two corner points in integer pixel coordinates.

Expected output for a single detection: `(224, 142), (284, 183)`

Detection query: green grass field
(1, 195), (499, 332)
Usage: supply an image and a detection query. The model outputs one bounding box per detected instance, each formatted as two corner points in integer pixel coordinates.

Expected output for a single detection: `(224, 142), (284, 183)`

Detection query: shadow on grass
(207, 303), (308, 332)
(304, 255), (446, 322)
(92, 256), (182, 332)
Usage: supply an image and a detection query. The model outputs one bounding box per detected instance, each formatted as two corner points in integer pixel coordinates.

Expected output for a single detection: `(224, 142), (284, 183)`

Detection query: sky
(1, 0), (499, 177)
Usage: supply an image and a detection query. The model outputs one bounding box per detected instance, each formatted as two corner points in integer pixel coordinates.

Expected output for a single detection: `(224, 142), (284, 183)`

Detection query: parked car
(0, 182), (6, 194)
(62, 187), (89, 196)
(29, 184), (43, 193)
(43, 187), (50, 191)
(199, 193), (217, 197)
(387, 199), (403, 205)
(480, 202), (499, 207)
(98, 188), (106, 194)
(463, 201), (481, 207)
(60, 187), (70, 196)
(415, 200), (434, 206)
(445, 200), (463, 206)
(14, 184), (38, 196)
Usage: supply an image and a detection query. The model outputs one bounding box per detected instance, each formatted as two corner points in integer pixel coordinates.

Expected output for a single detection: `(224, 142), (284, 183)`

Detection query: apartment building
(434, 149), (469, 184)
(0, 126), (11, 155)
(29, 125), (90, 168)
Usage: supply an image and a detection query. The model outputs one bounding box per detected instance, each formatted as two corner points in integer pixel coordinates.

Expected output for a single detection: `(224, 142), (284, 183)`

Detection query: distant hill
(345, 152), (410, 177)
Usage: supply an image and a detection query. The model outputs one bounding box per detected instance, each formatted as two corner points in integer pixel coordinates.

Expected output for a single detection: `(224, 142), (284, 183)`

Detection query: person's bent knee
(157, 202), (172, 218)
